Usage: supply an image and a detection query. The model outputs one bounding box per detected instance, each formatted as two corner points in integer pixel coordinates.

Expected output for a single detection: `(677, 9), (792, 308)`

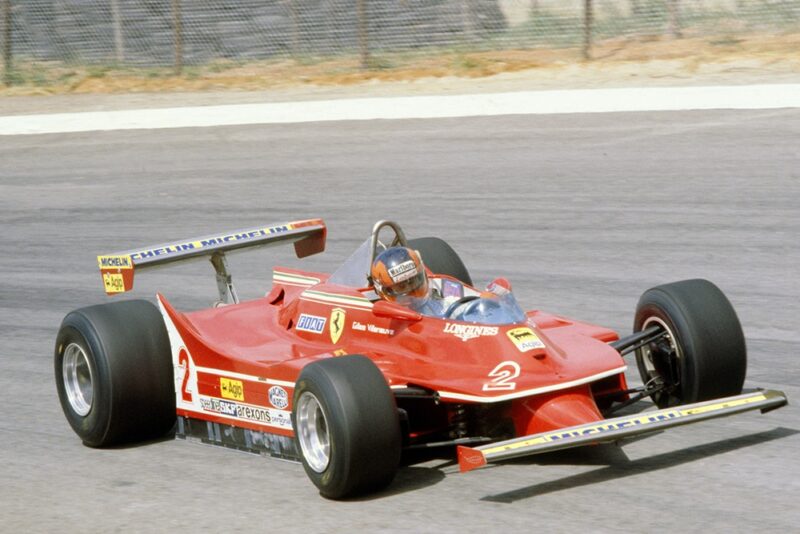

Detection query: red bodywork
(160, 265), (630, 447)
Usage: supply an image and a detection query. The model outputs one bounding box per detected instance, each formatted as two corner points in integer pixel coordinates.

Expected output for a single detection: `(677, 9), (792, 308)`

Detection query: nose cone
(511, 385), (604, 436)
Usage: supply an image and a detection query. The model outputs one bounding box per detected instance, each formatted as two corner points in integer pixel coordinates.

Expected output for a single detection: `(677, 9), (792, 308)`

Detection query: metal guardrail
(1, 1), (799, 85)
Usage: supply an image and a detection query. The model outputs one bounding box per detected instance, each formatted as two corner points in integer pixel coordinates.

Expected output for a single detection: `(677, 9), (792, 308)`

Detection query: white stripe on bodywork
(157, 296), (204, 412)
(194, 365), (295, 388)
(299, 290), (374, 311)
(273, 271), (320, 287)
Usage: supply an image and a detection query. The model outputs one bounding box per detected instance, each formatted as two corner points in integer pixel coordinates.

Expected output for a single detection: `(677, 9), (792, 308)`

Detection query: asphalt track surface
(2, 108), (799, 531)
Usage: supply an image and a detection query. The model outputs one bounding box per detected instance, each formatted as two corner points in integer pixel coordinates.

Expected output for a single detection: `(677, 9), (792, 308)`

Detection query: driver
(370, 246), (446, 317)
(371, 246), (525, 323)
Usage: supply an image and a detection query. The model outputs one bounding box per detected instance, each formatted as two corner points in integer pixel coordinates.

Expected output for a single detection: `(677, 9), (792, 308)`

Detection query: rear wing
(97, 218), (326, 300)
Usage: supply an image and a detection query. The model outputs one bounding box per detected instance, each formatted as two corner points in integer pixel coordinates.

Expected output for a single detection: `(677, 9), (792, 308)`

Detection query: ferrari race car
(55, 218), (788, 499)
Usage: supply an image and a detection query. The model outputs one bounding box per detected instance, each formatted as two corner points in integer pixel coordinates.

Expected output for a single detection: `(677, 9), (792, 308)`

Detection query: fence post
(461, 0), (474, 40)
(2, 0), (11, 86)
(356, 0), (369, 69)
(583, 0), (593, 60)
(667, 0), (682, 38)
(173, 0), (183, 74)
(288, 0), (300, 58)
(111, 0), (125, 62)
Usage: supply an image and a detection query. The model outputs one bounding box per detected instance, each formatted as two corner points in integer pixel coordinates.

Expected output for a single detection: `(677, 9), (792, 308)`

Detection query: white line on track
(2, 83), (799, 136)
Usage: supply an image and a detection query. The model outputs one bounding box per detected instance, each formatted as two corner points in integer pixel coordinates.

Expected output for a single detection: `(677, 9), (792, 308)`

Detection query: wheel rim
(640, 316), (683, 405)
(62, 343), (94, 416)
(296, 392), (330, 473)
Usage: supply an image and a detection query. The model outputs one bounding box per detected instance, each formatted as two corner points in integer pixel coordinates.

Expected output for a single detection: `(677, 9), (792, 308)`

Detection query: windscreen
(327, 238), (372, 287)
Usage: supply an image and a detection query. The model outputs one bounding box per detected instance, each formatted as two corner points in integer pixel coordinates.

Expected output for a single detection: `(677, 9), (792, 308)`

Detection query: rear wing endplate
(97, 218), (326, 299)
(457, 389), (788, 473)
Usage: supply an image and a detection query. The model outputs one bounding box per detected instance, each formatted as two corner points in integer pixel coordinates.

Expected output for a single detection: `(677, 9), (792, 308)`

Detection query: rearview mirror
(372, 300), (423, 322)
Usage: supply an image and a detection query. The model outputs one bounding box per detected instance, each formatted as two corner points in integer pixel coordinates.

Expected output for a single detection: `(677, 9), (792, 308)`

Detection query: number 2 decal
(178, 348), (193, 402)
(482, 361), (521, 391)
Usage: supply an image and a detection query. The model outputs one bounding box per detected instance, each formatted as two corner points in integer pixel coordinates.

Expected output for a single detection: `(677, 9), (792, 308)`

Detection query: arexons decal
(199, 395), (293, 430)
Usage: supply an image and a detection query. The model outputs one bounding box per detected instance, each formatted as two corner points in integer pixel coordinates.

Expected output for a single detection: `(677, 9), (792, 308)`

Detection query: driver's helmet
(371, 246), (428, 302)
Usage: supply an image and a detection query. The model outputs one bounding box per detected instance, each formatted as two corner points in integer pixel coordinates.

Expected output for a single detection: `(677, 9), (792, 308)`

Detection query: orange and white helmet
(371, 247), (428, 302)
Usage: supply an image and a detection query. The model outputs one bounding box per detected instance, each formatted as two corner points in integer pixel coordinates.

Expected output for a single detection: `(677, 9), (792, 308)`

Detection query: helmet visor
(383, 271), (427, 299)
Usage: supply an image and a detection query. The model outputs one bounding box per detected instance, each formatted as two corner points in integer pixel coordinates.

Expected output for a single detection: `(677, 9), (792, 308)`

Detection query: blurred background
(1, 0), (798, 92)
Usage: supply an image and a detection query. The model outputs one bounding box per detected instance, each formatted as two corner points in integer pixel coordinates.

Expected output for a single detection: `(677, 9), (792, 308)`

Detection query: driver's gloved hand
(486, 277), (512, 296)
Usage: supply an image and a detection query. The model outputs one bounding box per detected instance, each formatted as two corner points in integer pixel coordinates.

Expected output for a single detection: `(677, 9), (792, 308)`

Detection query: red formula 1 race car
(55, 218), (787, 499)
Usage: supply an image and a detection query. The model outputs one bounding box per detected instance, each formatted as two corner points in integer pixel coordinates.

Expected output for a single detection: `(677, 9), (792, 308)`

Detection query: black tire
(54, 299), (175, 447)
(292, 355), (401, 499)
(408, 236), (473, 286)
(633, 279), (746, 408)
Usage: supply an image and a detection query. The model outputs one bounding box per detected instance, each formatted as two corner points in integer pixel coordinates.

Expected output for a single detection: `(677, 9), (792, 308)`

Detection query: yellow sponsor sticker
(506, 327), (545, 352)
(679, 394), (766, 416)
(220, 377), (244, 401)
(102, 273), (126, 293)
(97, 255), (133, 270)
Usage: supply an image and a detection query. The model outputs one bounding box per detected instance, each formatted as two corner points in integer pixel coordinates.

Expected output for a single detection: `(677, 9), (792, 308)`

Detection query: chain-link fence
(2, 0), (799, 84)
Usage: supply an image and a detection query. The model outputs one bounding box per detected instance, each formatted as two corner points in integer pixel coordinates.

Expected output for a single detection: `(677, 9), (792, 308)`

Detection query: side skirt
(176, 416), (300, 462)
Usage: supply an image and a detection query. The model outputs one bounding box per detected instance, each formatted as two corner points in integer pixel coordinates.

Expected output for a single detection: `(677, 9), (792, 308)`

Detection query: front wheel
(634, 279), (747, 408)
(292, 355), (401, 499)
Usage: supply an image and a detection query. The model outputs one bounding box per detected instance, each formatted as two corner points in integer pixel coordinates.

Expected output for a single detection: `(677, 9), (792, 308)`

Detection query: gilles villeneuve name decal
(443, 323), (499, 341)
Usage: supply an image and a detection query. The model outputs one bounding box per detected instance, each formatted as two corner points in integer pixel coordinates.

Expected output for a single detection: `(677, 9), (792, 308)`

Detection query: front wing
(457, 389), (787, 472)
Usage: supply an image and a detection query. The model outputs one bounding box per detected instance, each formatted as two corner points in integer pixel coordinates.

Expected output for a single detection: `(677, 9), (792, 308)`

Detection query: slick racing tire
(633, 279), (746, 408)
(408, 237), (473, 286)
(292, 355), (401, 499)
(55, 299), (175, 447)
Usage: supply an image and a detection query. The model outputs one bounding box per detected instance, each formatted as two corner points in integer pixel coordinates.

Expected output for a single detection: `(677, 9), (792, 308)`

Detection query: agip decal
(506, 327), (545, 352)
(220, 377), (244, 401)
(102, 273), (125, 294)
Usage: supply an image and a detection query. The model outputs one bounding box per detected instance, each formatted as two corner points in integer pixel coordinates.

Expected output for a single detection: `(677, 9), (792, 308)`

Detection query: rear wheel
(408, 236), (472, 286)
(634, 279), (746, 408)
(292, 355), (401, 499)
(54, 299), (175, 446)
